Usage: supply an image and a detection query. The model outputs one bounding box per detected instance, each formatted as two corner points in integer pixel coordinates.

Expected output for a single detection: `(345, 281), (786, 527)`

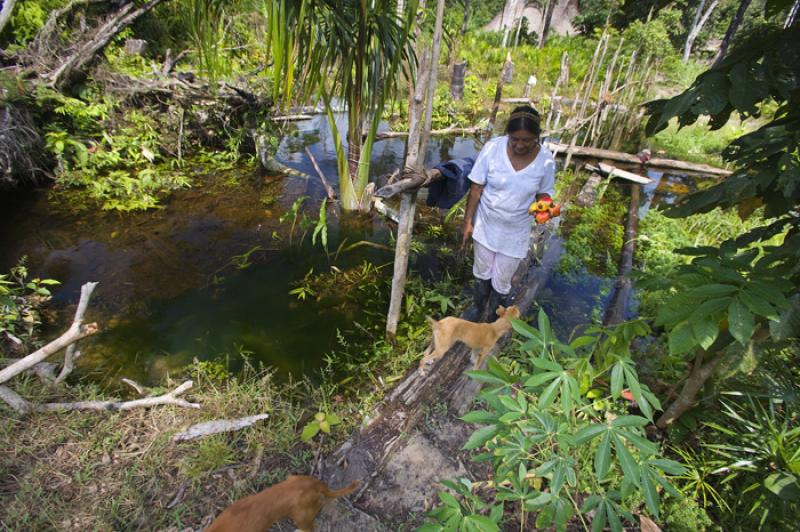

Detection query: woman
(462, 105), (556, 320)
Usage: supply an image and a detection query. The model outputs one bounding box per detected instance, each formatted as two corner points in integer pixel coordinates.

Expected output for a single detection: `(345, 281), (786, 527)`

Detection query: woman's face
(508, 130), (539, 156)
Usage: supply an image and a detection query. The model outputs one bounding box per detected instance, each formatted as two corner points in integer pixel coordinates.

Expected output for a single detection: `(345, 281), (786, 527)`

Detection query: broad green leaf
(498, 394), (523, 413)
(570, 335), (596, 349)
(575, 424), (607, 444)
(462, 515), (500, 532)
(595, 431), (612, 479)
(463, 425), (499, 450)
(641, 468), (660, 518)
(538, 376), (561, 409)
(461, 410), (497, 425)
(511, 319), (542, 341)
(580, 494), (602, 512)
(668, 321), (697, 356)
(738, 288), (780, 321)
(498, 411), (523, 423)
(606, 500), (623, 532)
(728, 297), (756, 344)
(685, 283), (739, 299)
(486, 358), (513, 383)
(613, 434), (640, 487)
(648, 458), (687, 476)
(438, 491), (460, 509)
(591, 501), (607, 532)
(750, 281), (791, 309)
(531, 357), (563, 372)
(764, 472), (800, 500)
(612, 415), (649, 428)
(691, 315), (720, 350)
(611, 362), (623, 398)
(465, 370), (509, 386)
(525, 371), (560, 388)
(301, 421), (320, 442)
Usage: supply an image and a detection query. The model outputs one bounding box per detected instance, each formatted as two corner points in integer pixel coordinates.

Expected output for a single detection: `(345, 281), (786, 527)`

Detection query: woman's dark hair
(505, 105), (541, 137)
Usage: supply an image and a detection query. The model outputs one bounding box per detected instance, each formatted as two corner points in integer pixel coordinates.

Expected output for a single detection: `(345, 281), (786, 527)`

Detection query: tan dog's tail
(322, 480), (359, 499)
(426, 315), (437, 328)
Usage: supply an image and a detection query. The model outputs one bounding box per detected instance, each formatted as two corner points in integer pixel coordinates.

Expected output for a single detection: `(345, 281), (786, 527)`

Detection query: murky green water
(0, 116), (481, 386)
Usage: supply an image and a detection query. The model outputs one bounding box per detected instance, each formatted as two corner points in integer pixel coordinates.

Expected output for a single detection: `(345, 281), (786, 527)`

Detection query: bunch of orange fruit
(528, 195), (562, 224)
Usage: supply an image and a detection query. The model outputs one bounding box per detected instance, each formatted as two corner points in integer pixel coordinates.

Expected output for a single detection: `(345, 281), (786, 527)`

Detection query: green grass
(650, 116), (751, 166)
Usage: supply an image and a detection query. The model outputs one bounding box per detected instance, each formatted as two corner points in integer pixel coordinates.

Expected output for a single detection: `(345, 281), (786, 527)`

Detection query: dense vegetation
(1, 0), (798, 530)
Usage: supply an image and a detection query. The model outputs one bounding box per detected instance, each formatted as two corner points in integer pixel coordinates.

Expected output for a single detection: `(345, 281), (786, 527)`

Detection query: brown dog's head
(496, 305), (521, 320)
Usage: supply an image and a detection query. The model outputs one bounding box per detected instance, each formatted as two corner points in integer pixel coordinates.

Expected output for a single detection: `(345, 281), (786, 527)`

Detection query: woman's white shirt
(468, 136), (556, 259)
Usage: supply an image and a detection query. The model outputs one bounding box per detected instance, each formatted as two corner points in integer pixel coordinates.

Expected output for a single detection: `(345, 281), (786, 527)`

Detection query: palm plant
(187, 0), (229, 83)
(704, 393), (800, 529)
(263, 0), (418, 211)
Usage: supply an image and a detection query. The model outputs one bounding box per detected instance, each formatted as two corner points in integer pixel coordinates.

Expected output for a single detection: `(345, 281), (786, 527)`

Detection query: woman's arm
(461, 182), (484, 250)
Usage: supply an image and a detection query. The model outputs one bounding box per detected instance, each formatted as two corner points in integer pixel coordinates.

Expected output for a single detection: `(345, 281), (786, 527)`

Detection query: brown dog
(419, 305), (521, 374)
(205, 475), (359, 532)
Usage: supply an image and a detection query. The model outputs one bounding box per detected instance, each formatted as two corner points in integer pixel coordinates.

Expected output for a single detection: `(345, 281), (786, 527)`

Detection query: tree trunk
(420, 0), (446, 166)
(461, 0), (471, 34)
(405, 49), (430, 171)
(405, 0), (429, 172)
(539, 0), (556, 48)
(712, 0), (752, 67)
(47, 0), (165, 88)
(0, 0), (16, 38)
(656, 349), (724, 429)
(683, 0), (720, 62)
(450, 61), (466, 101)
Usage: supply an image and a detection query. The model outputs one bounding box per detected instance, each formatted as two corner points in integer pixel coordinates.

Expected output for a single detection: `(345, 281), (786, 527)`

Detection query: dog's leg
(474, 347), (492, 369)
(418, 344), (434, 372)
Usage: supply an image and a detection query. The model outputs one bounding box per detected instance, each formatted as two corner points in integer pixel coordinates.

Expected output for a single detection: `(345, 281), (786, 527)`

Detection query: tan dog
(419, 305), (521, 373)
(205, 475), (358, 532)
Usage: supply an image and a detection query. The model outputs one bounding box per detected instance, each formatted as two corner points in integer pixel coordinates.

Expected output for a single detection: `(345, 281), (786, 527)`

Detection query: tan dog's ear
(496, 305), (506, 316)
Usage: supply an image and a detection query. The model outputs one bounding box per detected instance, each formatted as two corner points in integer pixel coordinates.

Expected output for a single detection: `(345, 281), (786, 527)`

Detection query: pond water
(1, 117), (704, 386)
(0, 115), (480, 387)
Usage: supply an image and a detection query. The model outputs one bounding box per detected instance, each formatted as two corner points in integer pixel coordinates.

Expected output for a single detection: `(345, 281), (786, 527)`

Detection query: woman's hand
(461, 183), (484, 252)
(461, 222), (473, 251)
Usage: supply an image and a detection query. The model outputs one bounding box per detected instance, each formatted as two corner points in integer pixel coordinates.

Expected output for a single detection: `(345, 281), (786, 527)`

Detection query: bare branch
(0, 282), (98, 386)
(35, 380), (200, 412)
(172, 413), (270, 442)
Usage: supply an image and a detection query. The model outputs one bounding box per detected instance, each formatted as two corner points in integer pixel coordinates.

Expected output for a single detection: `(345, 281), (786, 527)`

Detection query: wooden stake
(385, 191), (418, 341)
(489, 51), (513, 132)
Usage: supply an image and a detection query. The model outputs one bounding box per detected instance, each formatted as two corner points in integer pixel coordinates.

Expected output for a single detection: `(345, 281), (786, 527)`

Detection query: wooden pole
(386, 190), (419, 341)
(602, 183), (640, 325)
(489, 51), (513, 132)
(420, 0), (447, 164)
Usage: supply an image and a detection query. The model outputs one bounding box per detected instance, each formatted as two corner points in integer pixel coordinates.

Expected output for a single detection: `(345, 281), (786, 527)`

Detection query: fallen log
(544, 141), (731, 177)
(373, 126), (483, 141)
(272, 114), (314, 122)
